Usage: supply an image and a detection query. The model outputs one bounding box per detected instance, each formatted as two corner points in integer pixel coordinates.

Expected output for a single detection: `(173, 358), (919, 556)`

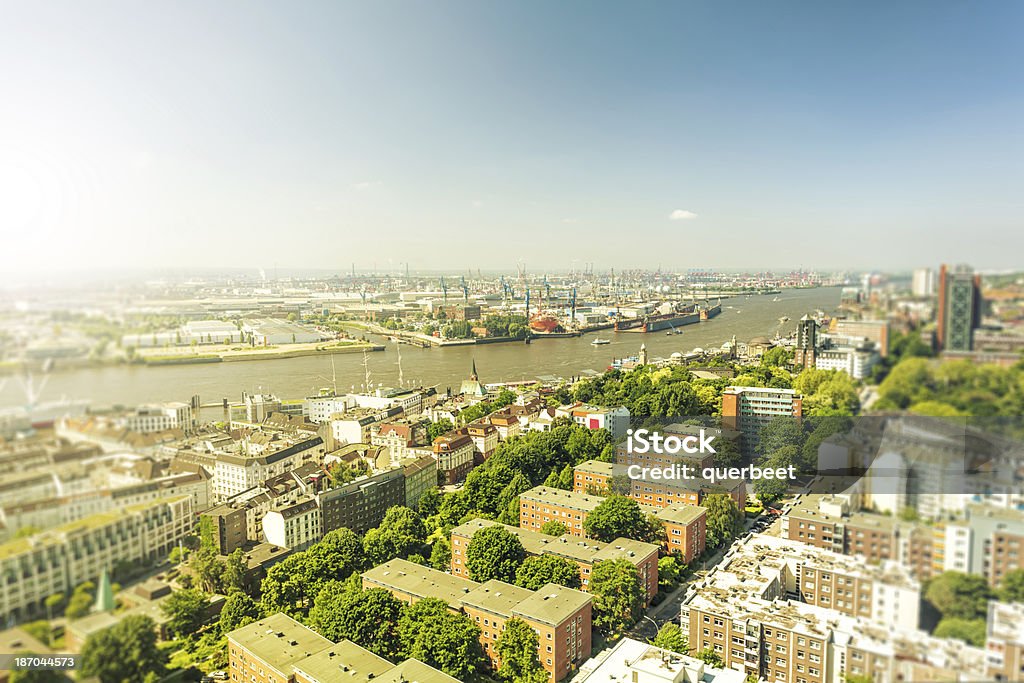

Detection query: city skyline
(2, 1), (1023, 274)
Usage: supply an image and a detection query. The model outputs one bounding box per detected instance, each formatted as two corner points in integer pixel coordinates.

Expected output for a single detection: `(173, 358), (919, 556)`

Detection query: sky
(1, 1), (1022, 276)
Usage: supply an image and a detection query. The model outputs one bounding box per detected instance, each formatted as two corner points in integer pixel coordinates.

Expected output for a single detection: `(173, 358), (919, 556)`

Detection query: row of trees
(923, 569), (1024, 647)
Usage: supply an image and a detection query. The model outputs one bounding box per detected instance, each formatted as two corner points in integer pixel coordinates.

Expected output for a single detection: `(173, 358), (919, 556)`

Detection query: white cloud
(351, 180), (382, 190)
(669, 209), (698, 221)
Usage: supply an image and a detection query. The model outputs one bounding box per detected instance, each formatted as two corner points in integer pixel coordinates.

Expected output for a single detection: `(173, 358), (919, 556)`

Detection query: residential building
(519, 486), (707, 559)
(986, 601), (1024, 682)
(573, 460), (746, 512)
(124, 402), (196, 434)
(317, 466), (406, 535)
(450, 518), (660, 604)
(433, 432), (475, 485)
(570, 637), (745, 683)
(0, 496), (194, 622)
(680, 535), (976, 683)
(937, 263), (982, 352)
(227, 613), (458, 683)
(262, 499), (322, 551)
(912, 267), (935, 298)
(832, 319), (891, 357)
(720, 387), (802, 455)
(363, 558), (593, 681)
(556, 404), (631, 440)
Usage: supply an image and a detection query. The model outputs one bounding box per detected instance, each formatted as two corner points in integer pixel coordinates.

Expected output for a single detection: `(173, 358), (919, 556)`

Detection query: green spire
(94, 568), (115, 613)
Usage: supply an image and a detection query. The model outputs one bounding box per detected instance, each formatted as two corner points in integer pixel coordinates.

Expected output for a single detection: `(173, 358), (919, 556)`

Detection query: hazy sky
(2, 1), (1022, 275)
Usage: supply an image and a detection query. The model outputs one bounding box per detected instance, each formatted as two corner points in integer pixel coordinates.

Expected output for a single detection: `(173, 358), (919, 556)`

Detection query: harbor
(0, 288), (841, 411)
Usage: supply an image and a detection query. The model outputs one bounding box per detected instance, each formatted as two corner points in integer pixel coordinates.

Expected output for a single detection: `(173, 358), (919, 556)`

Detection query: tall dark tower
(937, 264), (981, 352)
(794, 315), (818, 369)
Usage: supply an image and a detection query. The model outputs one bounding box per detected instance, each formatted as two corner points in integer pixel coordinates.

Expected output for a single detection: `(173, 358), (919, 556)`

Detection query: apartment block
(519, 486), (707, 560)
(555, 404), (630, 440)
(262, 499), (322, 551)
(570, 637), (745, 683)
(574, 460), (746, 510)
(227, 612), (458, 683)
(0, 496), (195, 621)
(986, 601), (1024, 682)
(679, 535), (976, 683)
(449, 518), (660, 604)
(720, 387), (802, 455)
(432, 432), (475, 485)
(363, 558), (592, 681)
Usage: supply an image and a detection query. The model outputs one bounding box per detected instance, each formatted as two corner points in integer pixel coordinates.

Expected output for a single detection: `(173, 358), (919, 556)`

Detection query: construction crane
(570, 287), (577, 321)
(440, 277), (448, 304)
(460, 275), (469, 303)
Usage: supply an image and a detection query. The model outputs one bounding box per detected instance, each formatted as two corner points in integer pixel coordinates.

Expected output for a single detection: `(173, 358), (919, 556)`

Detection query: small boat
(591, 338), (610, 345)
(772, 297), (780, 302)
(778, 316), (790, 323)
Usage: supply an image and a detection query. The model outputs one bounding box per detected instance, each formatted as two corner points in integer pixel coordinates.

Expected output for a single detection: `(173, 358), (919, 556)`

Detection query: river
(0, 288), (841, 411)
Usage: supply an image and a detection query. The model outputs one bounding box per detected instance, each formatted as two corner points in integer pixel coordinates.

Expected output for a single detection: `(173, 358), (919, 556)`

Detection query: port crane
(440, 277), (448, 304)
(460, 276), (469, 303)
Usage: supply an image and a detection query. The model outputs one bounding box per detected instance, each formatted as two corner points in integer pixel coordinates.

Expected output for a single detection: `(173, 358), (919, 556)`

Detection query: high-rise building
(912, 268), (936, 297)
(937, 264), (982, 352)
(794, 315), (818, 368)
(721, 386), (803, 455)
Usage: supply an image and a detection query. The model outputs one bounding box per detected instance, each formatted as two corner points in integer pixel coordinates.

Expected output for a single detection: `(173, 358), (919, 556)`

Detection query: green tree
(364, 506), (427, 565)
(657, 556), (684, 591)
(652, 622), (689, 654)
(933, 617), (986, 646)
(309, 582), (404, 659)
(925, 571), (993, 620)
(259, 553), (312, 618)
(9, 664), (69, 683)
(427, 419), (455, 442)
(65, 581), (95, 620)
(494, 617), (549, 683)
(590, 559), (642, 633)
(219, 591), (261, 634)
(418, 488), (442, 517)
(999, 568), (1024, 603)
(465, 525), (526, 583)
(430, 536), (452, 570)
(515, 555), (582, 590)
(583, 494), (651, 542)
(696, 647), (723, 668)
(222, 548), (248, 593)
(539, 520), (567, 536)
(753, 468), (789, 506)
(160, 588), (209, 639)
(703, 494), (743, 548)
(398, 598), (486, 680)
(189, 546), (224, 593)
(79, 615), (165, 683)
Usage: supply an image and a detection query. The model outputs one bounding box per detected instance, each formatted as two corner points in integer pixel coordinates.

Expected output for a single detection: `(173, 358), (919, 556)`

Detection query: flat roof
(512, 583), (592, 627)
(374, 658), (460, 683)
(362, 558), (478, 609)
(451, 518), (658, 566)
(654, 505), (707, 525)
(291, 639), (392, 682)
(461, 580), (534, 619)
(227, 613), (333, 676)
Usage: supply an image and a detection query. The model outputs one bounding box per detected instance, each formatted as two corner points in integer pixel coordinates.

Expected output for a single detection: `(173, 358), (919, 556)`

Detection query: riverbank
(139, 341), (385, 365)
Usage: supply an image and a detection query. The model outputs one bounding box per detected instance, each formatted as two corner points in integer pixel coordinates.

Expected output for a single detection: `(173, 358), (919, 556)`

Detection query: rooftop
(290, 639), (392, 682)
(227, 613), (333, 676)
(362, 558), (478, 609)
(512, 583), (592, 626)
(450, 518), (659, 566)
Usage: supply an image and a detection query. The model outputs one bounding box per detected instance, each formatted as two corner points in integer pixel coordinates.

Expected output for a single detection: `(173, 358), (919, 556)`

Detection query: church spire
(470, 358), (478, 381)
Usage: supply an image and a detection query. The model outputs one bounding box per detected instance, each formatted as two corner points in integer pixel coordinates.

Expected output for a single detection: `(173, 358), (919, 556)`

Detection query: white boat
(591, 338), (610, 345)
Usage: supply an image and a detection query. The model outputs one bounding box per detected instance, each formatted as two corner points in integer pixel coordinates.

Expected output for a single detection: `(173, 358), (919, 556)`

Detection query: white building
(556, 403), (630, 440)
(241, 318), (324, 345)
(210, 436), (325, 500)
(124, 402), (195, 434)
(814, 346), (879, 379)
(262, 498), (322, 550)
(0, 496), (194, 621)
(912, 268), (936, 297)
(571, 638), (744, 683)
